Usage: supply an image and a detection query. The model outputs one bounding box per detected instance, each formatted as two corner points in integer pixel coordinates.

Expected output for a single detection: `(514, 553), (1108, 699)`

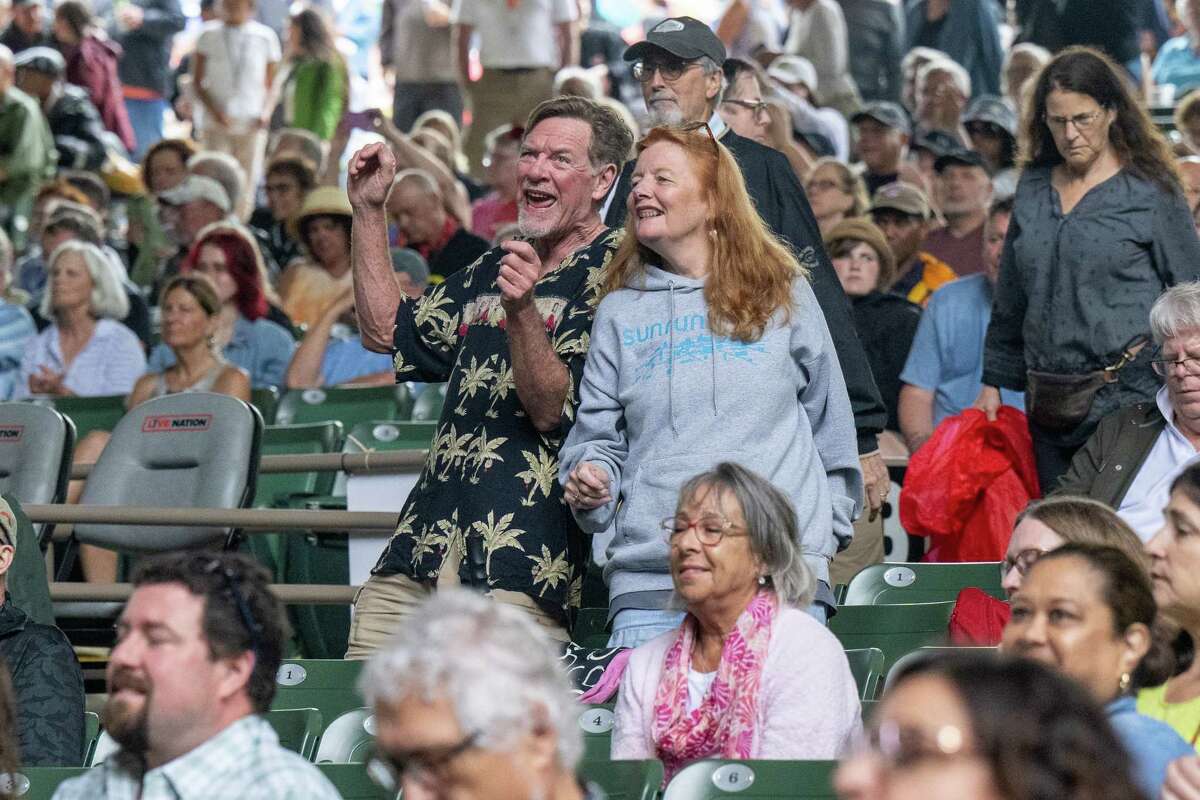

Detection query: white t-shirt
(450, 0), (576, 69)
(195, 19), (282, 131)
(686, 669), (717, 712)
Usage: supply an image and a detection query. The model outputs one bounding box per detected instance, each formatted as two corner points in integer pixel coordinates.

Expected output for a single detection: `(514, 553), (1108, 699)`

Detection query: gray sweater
(559, 266), (861, 600)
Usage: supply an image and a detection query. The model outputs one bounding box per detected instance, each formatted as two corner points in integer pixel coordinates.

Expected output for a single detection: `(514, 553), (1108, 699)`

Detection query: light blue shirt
(15, 318), (146, 400)
(1153, 35), (1200, 97)
(148, 315), (295, 389)
(899, 273), (1024, 425)
(320, 334), (394, 386)
(1107, 696), (1195, 799)
(0, 302), (35, 400)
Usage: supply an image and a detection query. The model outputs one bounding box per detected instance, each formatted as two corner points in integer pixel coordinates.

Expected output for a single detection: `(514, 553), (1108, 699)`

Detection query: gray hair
(189, 151), (245, 215)
(675, 462), (816, 609)
(918, 57), (972, 100)
(901, 46), (949, 76)
(359, 589), (584, 770)
(389, 168), (440, 199)
(525, 95), (635, 176)
(41, 241), (129, 321)
(1150, 281), (1200, 344)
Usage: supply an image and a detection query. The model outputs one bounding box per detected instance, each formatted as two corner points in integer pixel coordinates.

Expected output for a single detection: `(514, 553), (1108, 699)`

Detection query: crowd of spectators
(7, 0), (1200, 797)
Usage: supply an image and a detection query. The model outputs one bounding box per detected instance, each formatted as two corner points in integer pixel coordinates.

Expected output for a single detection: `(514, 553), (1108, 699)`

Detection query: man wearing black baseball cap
(606, 16), (891, 553)
(924, 147), (992, 277)
(850, 100), (911, 195)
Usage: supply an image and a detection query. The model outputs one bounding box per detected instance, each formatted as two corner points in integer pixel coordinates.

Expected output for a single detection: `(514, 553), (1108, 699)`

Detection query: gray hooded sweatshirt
(559, 264), (862, 602)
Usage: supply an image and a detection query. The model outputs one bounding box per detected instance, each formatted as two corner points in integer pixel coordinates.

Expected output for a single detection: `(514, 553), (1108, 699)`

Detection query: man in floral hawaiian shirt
(345, 96), (632, 655)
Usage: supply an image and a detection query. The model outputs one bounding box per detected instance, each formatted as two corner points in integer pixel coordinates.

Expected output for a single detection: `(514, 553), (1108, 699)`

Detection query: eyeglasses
(1151, 355), (1200, 377)
(367, 732), (480, 791)
(661, 514), (748, 546)
(632, 58), (702, 83)
(1045, 109), (1104, 132)
(723, 98), (769, 117)
(807, 178), (842, 193)
(862, 721), (973, 770)
(1000, 548), (1048, 580)
(202, 559), (264, 658)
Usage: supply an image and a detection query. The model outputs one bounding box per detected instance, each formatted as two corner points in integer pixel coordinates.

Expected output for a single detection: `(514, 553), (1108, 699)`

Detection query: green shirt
(0, 87), (55, 250)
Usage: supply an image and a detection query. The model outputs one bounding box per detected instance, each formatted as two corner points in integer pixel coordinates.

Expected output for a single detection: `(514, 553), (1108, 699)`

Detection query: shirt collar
(1157, 384), (1183, 437)
(154, 715), (269, 797)
(707, 111), (728, 141)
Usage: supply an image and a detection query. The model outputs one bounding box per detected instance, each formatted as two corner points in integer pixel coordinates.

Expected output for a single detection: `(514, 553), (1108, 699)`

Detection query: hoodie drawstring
(668, 280), (677, 436)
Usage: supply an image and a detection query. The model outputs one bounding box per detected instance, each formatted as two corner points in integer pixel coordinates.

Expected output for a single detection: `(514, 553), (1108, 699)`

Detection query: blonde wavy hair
(602, 125), (806, 343)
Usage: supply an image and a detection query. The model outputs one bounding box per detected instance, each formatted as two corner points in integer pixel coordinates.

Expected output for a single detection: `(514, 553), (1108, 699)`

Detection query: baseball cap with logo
(850, 101), (912, 137)
(624, 17), (726, 65)
(158, 175), (233, 215)
(870, 182), (933, 221)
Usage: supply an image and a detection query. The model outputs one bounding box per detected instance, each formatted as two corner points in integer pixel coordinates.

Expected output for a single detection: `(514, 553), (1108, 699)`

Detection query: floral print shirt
(374, 228), (620, 622)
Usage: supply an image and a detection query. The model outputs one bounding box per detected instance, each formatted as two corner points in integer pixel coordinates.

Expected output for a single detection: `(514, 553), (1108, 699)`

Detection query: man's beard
(103, 674), (152, 756)
(517, 207), (555, 240)
(646, 98), (686, 127)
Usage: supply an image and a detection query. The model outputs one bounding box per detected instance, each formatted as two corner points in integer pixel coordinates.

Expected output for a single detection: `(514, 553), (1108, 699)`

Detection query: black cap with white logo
(624, 17), (726, 65)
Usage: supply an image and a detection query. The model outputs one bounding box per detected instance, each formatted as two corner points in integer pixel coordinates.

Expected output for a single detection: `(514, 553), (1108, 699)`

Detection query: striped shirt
(14, 318), (146, 400)
(0, 302), (36, 400)
(51, 714), (341, 800)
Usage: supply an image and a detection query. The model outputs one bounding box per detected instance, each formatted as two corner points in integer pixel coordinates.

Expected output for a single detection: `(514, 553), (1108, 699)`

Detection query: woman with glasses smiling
(610, 462), (860, 781)
(976, 46), (1200, 495)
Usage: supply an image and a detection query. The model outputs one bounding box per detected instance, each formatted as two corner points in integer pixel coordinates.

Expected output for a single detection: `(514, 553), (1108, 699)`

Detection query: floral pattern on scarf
(650, 590), (778, 781)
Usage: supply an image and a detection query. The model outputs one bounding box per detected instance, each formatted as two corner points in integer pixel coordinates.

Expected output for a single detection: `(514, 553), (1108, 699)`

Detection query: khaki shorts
(345, 537), (568, 659)
(829, 512), (886, 588)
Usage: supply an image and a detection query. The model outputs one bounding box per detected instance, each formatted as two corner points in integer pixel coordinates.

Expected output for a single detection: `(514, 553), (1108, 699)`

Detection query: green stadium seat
(315, 707), (376, 763)
(82, 711), (100, 767)
(276, 386), (409, 428)
(830, 601), (955, 674)
(883, 646), (999, 693)
(266, 707), (323, 760)
(47, 395), (126, 440)
(572, 607), (610, 649)
(254, 422), (346, 507)
(578, 703), (617, 761)
(251, 386), (280, 426)
(272, 659), (367, 724)
(578, 759), (663, 800)
(316, 763), (398, 799)
(661, 759), (837, 799)
(842, 562), (1003, 605)
(89, 731), (116, 766)
(843, 647), (885, 701)
(410, 383), (446, 422)
(3, 767), (91, 800)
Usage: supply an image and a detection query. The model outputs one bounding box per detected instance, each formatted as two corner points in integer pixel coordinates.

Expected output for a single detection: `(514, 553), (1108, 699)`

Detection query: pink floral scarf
(651, 590), (778, 781)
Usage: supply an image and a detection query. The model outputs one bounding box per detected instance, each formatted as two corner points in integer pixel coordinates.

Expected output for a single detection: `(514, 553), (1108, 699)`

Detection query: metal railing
(50, 582), (358, 603)
(69, 449), (429, 480)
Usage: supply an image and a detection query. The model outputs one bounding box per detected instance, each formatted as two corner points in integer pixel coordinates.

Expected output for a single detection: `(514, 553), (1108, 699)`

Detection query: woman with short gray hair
(611, 462), (860, 782)
(15, 241), (145, 399)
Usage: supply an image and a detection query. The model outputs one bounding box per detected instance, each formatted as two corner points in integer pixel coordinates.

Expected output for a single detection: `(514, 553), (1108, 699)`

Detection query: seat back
(2, 767), (91, 800)
(255, 422), (345, 506)
(830, 601), (956, 674)
(49, 394), (125, 440)
(578, 703), (617, 761)
(272, 659), (367, 723)
(0, 403), (75, 533)
(883, 646), (1000, 693)
(578, 759), (664, 800)
(276, 386), (407, 427)
(75, 393), (263, 552)
(251, 386), (280, 425)
(409, 383), (446, 422)
(267, 707), (323, 760)
(316, 764), (398, 800)
(90, 731), (117, 766)
(332, 419), (435, 497)
(82, 711), (101, 767)
(661, 759), (837, 799)
(843, 562), (1004, 605)
(314, 707), (376, 763)
(843, 647), (885, 701)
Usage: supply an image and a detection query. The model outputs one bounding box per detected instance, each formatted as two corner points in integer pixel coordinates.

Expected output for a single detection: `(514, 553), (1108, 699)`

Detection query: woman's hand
(973, 385), (1002, 422)
(565, 462), (611, 510)
(29, 366), (66, 396)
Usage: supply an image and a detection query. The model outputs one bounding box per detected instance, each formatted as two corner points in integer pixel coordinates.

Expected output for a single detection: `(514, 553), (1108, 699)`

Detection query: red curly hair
(180, 230), (269, 321)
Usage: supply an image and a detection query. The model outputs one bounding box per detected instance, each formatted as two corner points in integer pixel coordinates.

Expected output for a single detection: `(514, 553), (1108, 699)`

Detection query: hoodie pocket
(616, 451), (748, 559)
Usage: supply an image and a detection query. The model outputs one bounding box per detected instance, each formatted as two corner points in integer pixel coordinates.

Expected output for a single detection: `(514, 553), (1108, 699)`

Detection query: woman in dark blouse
(978, 46), (1200, 493)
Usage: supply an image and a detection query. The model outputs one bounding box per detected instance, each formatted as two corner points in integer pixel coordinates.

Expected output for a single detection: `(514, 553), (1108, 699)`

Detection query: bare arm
(213, 365), (252, 401)
(339, 370), (397, 386)
(376, 118), (473, 226)
(898, 383), (935, 453)
(125, 373), (157, 410)
(286, 288), (354, 387)
(454, 23), (473, 86)
(348, 143), (404, 353)
(499, 240), (570, 432)
(191, 52), (228, 127)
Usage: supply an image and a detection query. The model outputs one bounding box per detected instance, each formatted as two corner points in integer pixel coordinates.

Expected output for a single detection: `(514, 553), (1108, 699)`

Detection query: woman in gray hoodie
(560, 124), (862, 648)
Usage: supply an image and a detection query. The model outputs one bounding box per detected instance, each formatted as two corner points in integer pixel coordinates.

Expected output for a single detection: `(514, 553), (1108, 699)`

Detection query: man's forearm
(898, 384), (935, 453)
(352, 206), (402, 352)
(285, 319), (334, 387)
(506, 304), (569, 432)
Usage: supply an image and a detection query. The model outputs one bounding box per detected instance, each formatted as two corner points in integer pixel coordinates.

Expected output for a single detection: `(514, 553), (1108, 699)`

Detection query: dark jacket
(1055, 402), (1165, 508)
(605, 129), (888, 452)
(430, 227), (490, 279)
(95, 0), (186, 95)
(46, 84), (110, 171)
(0, 25), (48, 54)
(852, 291), (922, 431)
(838, 0), (904, 103)
(0, 596), (85, 766)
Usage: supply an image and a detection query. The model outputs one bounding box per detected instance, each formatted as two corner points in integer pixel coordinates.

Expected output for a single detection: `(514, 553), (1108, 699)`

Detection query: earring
(1119, 672), (1132, 693)
(757, 574), (767, 586)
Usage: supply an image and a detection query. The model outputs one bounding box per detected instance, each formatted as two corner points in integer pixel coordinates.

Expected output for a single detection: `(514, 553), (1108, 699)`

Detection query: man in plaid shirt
(52, 552), (339, 799)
